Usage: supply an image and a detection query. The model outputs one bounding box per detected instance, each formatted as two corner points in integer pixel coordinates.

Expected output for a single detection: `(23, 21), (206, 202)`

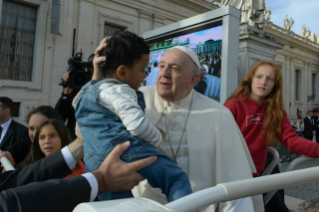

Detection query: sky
(265, 0), (319, 36)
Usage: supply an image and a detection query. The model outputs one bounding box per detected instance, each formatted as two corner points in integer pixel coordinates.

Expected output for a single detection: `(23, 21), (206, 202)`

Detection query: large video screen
(144, 25), (223, 101)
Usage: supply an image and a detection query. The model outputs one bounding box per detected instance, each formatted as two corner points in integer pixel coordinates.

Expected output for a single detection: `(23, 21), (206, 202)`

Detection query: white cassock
(133, 86), (264, 212)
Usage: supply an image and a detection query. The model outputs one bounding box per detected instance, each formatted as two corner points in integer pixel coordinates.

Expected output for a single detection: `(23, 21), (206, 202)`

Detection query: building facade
(0, 0), (218, 124)
(0, 0), (318, 125)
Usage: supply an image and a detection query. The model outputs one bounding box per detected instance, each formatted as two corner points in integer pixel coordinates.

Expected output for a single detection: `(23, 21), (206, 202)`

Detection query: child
(18, 119), (85, 178)
(224, 60), (319, 211)
(75, 31), (192, 201)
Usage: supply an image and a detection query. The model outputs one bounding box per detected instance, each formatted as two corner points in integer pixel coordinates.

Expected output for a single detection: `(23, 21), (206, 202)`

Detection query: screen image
(144, 25), (223, 101)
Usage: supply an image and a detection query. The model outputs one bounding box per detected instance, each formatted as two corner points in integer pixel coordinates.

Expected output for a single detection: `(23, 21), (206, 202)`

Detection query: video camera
(59, 51), (93, 90)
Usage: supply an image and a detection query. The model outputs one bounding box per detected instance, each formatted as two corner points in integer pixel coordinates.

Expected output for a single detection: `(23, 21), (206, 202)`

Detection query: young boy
(75, 31), (192, 201)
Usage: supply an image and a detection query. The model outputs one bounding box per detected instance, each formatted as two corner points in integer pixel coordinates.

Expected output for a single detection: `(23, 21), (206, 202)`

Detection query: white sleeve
(61, 146), (77, 170)
(218, 197), (254, 212)
(99, 84), (162, 148)
(82, 173), (99, 202)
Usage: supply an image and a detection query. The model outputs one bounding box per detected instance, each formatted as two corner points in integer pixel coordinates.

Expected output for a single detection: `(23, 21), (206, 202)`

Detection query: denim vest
(75, 79), (146, 171)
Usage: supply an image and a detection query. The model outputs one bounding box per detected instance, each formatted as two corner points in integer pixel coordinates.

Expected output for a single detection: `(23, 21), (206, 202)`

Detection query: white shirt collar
(163, 90), (194, 111)
(1, 118), (12, 131)
(0, 118), (12, 142)
(307, 115), (312, 120)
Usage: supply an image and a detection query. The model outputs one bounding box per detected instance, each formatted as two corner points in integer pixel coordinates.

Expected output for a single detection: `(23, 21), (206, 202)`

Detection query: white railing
(74, 165), (319, 212)
(166, 166), (319, 212)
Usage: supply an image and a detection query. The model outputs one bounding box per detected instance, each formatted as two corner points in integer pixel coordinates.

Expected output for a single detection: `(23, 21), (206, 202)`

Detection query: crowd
(1, 31), (319, 212)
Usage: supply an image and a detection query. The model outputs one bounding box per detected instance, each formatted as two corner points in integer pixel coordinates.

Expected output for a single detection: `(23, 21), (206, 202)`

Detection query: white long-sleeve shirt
(97, 83), (162, 148)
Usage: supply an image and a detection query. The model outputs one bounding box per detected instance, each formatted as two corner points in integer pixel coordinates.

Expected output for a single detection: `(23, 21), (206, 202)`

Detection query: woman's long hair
(225, 61), (284, 146)
(17, 119), (72, 168)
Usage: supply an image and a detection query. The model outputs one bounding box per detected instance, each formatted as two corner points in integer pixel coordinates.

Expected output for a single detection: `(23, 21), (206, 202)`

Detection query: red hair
(225, 61), (284, 146)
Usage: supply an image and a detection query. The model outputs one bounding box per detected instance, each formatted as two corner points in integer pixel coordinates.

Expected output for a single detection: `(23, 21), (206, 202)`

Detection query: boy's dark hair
(0, 97), (14, 115)
(100, 31), (150, 77)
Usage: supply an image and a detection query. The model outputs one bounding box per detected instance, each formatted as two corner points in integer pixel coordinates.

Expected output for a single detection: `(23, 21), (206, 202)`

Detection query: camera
(60, 51), (93, 90)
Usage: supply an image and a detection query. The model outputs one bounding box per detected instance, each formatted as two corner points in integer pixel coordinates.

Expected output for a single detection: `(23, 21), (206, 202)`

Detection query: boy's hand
(158, 128), (166, 139)
(92, 36), (111, 81)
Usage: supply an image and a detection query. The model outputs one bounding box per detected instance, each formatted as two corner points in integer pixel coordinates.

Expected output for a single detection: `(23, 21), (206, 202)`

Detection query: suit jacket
(313, 115), (319, 131)
(0, 120), (28, 151)
(303, 117), (314, 140)
(0, 150), (72, 192)
(0, 150), (85, 212)
(0, 175), (91, 212)
(133, 86), (263, 212)
(8, 136), (32, 166)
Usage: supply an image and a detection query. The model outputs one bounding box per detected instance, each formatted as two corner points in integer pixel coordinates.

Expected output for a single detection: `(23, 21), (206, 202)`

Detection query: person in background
(194, 64), (208, 94)
(0, 106), (62, 167)
(303, 111), (315, 141)
(224, 60), (319, 212)
(0, 97), (28, 153)
(55, 54), (95, 139)
(312, 111), (319, 143)
(16, 119), (85, 178)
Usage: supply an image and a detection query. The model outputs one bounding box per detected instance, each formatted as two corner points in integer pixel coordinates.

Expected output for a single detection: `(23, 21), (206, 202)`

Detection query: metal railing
(262, 147), (279, 205)
(166, 166), (319, 212)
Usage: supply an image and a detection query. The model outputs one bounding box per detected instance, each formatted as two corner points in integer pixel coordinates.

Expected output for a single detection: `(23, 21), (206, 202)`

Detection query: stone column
(281, 55), (291, 118)
(303, 61), (308, 112)
(49, 0), (74, 105)
(290, 57), (298, 118)
(77, 0), (95, 59)
(307, 62), (313, 110)
(238, 25), (283, 82)
(138, 10), (153, 36)
(153, 14), (165, 30)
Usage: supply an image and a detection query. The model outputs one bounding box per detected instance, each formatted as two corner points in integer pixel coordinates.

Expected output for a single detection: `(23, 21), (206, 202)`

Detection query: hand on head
(91, 141), (157, 193)
(92, 36), (111, 81)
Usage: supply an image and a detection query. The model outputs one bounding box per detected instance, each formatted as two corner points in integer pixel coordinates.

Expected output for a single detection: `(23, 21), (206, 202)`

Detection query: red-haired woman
(224, 61), (319, 212)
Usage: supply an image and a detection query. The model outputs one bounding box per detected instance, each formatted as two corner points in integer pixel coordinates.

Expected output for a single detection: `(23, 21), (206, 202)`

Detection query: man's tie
(0, 126), (2, 141)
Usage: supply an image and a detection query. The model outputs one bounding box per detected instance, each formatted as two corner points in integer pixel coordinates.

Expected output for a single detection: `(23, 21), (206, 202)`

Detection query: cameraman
(55, 54), (95, 139)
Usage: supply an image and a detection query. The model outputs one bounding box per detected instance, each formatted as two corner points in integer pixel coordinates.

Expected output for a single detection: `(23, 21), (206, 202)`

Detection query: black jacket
(7, 136), (32, 166)
(0, 150), (91, 212)
(0, 120), (28, 151)
(303, 117), (314, 140)
(55, 90), (79, 140)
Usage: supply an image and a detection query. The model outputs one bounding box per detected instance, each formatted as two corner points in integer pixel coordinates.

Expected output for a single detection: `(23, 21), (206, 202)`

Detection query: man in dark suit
(0, 138), (156, 212)
(313, 113), (319, 143)
(0, 97), (29, 151)
(303, 111), (316, 140)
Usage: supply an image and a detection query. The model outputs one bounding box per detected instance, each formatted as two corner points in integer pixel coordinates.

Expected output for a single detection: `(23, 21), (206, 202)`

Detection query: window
(0, 0), (37, 81)
(295, 70), (301, 101)
(313, 73), (317, 102)
(12, 102), (20, 117)
(104, 24), (124, 37)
